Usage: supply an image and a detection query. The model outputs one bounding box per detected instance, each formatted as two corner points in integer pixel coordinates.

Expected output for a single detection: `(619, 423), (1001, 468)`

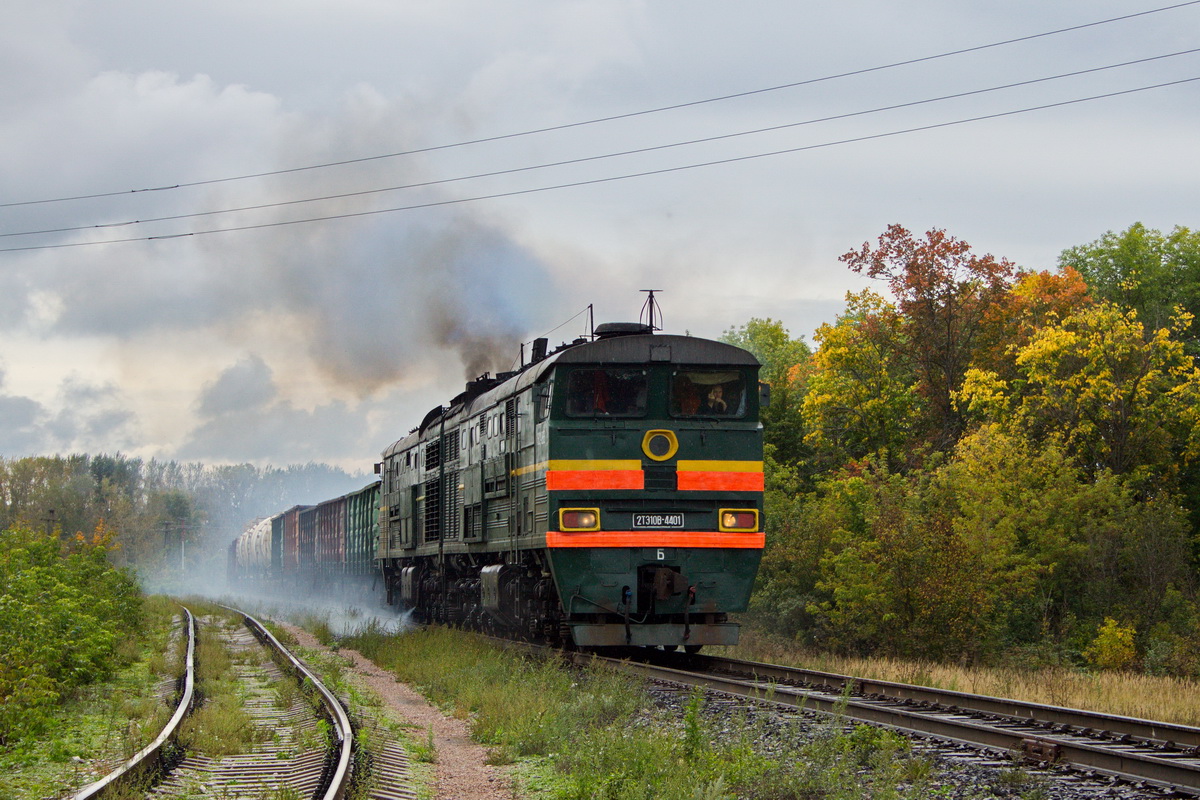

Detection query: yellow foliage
(1085, 618), (1137, 671)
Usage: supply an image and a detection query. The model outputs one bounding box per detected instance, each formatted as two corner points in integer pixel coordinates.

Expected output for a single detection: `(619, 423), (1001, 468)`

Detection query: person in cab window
(701, 384), (728, 414)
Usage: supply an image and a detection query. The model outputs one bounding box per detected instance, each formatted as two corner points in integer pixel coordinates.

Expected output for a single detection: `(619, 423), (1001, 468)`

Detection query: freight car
(231, 321), (765, 651)
(230, 482), (380, 596)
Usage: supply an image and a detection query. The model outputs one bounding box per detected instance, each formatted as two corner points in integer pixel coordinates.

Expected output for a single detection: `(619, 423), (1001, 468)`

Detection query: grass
(334, 624), (943, 800)
(730, 626), (1200, 727)
(0, 595), (183, 800)
(176, 608), (269, 756)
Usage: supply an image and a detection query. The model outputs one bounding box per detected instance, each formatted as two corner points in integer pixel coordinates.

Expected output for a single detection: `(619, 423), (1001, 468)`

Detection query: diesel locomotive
(231, 321), (765, 650)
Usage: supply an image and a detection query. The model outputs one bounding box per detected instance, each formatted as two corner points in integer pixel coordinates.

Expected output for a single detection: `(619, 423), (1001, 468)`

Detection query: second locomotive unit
(376, 322), (765, 650)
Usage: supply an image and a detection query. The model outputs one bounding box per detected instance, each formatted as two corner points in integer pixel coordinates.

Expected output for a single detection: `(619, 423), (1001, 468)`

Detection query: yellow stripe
(511, 461), (548, 477)
(677, 460), (763, 473)
(547, 459), (642, 471)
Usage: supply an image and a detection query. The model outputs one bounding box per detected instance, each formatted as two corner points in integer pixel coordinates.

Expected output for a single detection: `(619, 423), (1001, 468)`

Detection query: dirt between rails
(279, 624), (514, 800)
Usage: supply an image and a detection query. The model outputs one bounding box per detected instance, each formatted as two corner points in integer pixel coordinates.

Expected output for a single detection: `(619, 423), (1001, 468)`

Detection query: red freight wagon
(281, 505), (311, 573)
(316, 495), (347, 570)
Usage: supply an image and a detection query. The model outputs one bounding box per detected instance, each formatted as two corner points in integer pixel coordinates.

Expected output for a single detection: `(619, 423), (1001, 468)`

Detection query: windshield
(564, 368), (647, 417)
(671, 370), (746, 418)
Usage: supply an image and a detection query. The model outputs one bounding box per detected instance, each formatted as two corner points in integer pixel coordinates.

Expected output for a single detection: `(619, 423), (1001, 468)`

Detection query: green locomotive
(376, 322), (764, 650)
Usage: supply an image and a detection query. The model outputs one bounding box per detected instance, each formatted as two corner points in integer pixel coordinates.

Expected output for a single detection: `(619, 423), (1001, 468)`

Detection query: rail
(561, 650), (1200, 797)
(72, 606), (197, 800)
(235, 609), (356, 800)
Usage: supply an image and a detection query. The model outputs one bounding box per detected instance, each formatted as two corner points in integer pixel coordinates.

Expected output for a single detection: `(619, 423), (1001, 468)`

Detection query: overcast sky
(2, 0), (1197, 469)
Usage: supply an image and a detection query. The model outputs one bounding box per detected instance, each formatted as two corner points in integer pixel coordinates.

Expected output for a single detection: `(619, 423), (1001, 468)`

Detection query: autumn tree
(802, 290), (918, 470)
(840, 225), (1017, 452)
(958, 302), (1200, 487)
(971, 267), (1093, 380)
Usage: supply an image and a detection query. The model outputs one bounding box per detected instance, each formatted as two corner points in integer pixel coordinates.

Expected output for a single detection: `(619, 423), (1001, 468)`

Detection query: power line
(2, 0), (1198, 210)
(3, 74), (1196, 255)
(6, 47), (1198, 241)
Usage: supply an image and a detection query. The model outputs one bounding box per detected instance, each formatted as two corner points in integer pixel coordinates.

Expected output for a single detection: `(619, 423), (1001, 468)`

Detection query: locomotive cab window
(671, 370), (747, 417)
(565, 368), (647, 417)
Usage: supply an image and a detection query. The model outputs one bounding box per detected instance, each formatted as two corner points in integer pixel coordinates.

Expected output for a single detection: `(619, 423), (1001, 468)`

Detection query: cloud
(196, 355), (276, 417)
(0, 368), (137, 457)
(178, 356), (376, 463)
(0, 373), (47, 454)
(11, 70), (560, 391)
(2, 68), (563, 465)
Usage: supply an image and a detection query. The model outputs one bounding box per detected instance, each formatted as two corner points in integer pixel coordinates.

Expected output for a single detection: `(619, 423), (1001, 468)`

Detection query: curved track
(73, 607), (197, 800)
(148, 608), (355, 800)
(76, 605), (355, 800)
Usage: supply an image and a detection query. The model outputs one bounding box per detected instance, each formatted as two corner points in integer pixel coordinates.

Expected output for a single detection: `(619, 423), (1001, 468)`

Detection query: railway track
(73, 607), (197, 800)
(553, 647), (1200, 797)
(74, 606), (354, 800)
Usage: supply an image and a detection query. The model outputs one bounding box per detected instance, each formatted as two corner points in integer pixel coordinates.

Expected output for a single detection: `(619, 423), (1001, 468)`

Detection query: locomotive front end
(545, 328), (764, 649)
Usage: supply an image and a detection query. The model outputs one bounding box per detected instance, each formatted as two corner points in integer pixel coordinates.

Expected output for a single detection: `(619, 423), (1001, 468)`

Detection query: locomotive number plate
(633, 513), (685, 529)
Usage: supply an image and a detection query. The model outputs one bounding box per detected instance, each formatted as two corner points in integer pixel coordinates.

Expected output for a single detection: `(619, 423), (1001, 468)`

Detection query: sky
(1, 0), (1197, 470)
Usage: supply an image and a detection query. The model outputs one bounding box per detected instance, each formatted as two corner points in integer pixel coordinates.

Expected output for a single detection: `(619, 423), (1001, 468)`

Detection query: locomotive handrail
(73, 606), (196, 800)
(232, 607), (355, 800)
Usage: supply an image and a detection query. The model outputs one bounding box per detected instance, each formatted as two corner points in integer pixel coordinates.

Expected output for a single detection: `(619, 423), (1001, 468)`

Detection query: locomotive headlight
(641, 429), (679, 461)
(719, 509), (758, 532)
(560, 508), (601, 531)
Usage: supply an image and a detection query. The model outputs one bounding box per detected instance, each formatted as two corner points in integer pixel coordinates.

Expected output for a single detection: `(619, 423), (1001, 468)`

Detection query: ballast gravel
(647, 682), (1172, 800)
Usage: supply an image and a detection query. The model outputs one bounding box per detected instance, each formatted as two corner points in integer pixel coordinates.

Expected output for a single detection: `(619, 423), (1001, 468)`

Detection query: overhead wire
(5, 46), (1199, 241)
(2, 0), (1198, 210)
(3, 73), (1197, 254)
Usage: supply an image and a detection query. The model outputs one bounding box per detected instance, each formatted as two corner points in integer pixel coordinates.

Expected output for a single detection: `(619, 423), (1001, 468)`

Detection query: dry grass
(730, 628), (1200, 727)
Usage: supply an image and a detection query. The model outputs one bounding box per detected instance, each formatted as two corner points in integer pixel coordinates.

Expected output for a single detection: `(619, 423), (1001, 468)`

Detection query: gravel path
(280, 625), (514, 800)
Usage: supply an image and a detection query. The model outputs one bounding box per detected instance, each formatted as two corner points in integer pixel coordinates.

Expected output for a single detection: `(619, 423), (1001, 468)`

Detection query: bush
(0, 525), (143, 747)
(1084, 618), (1137, 671)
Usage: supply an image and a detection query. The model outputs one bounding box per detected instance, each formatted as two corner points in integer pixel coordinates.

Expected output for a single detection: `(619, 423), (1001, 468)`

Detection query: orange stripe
(677, 471), (765, 491)
(546, 470), (644, 491)
(547, 530), (765, 549)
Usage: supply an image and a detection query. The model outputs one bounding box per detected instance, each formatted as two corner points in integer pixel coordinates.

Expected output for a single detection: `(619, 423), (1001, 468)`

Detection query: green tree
(721, 317), (812, 467)
(1059, 223), (1200, 349)
(806, 461), (995, 660)
(0, 525), (142, 745)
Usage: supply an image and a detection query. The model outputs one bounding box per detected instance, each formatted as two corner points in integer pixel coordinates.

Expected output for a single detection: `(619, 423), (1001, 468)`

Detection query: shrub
(1084, 618), (1137, 671)
(0, 525), (143, 747)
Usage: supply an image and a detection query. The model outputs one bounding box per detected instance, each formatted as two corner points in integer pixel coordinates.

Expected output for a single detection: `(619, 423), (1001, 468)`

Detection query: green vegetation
(0, 593), (181, 800)
(0, 525), (144, 746)
(732, 222), (1200, 675)
(340, 625), (939, 800)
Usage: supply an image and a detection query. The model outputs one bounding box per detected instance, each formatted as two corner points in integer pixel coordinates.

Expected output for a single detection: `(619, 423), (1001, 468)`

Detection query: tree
(971, 267), (1093, 381)
(1060, 223), (1200, 350)
(802, 290), (918, 470)
(840, 225), (1017, 452)
(806, 461), (995, 660)
(720, 318), (812, 466)
(958, 302), (1200, 487)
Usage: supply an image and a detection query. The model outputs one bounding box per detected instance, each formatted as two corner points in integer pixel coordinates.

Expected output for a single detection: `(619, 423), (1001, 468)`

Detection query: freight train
(228, 321), (765, 650)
